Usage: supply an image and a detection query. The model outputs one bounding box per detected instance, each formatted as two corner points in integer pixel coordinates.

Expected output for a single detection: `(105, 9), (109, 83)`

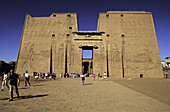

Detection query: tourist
(103, 72), (107, 80)
(67, 73), (69, 78)
(8, 69), (20, 101)
(70, 73), (72, 78)
(43, 73), (45, 78)
(81, 74), (85, 85)
(164, 72), (168, 78)
(39, 72), (42, 78)
(77, 73), (80, 77)
(49, 73), (52, 79)
(98, 73), (100, 80)
(60, 73), (62, 78)
(61, 73), (64, 78)
(34, 72), (39, 81)
(64, 73), (66, 78)
(45, 73), (48, 79)
(1, 71), (9, 91)
(73, 73), (75, 79)
(52, 72), (56, 80)
(25, 71), (31, 86)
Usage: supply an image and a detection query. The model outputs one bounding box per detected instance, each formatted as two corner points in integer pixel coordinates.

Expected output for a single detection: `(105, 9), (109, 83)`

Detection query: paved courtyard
(0, 77), (170, 112)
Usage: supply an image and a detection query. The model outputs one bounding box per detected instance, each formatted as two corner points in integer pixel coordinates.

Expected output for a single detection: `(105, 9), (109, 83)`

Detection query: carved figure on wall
(22, 43), (34, 68)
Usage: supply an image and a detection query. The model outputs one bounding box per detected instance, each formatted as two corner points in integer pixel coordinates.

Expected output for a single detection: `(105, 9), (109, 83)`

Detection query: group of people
(33, 72), (56, 80)
(81, 72), (108, 85)
(1, 70), (31, 101)
(60, 73), (78, 79)
(1, 70), (108, 101)
(92, 72), (107, 81)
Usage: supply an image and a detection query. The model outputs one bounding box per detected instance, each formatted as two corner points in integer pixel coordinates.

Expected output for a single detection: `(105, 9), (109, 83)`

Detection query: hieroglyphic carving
(51, 41), (56, 69)
(107, 42), (120, 70)
(101, 44), (105, 72)
(58, 44), (64, 69)
(71, 45), (74, 65)
(144, 48), (155, 69)
(22, 43), (34, 68)
(16, 12), (163, 78)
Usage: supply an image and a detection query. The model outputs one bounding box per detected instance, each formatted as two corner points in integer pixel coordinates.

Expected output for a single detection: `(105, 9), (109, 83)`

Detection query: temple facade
(16, 11), (163, 78)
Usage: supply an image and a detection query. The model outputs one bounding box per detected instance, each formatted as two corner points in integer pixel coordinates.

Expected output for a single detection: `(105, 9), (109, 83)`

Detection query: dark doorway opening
(82, 62), (89, 74)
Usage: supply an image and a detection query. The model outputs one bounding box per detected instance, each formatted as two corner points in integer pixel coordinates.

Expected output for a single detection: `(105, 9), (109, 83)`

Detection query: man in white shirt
(45, 73), (48, 79)
(103, 72), (107, 80)
(1, 71), (9, 91)
(25, 71), (31, 86)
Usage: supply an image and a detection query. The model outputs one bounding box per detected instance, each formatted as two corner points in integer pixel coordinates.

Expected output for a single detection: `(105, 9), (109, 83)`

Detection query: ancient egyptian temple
(16, 11), (163, 78)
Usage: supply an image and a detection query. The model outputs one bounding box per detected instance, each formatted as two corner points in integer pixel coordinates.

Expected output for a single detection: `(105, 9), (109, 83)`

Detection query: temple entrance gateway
(82, 47), (93, 75)
(16, 12), (163, 78)
(82, 59), (93, 75)
(82, 62), (89, 74)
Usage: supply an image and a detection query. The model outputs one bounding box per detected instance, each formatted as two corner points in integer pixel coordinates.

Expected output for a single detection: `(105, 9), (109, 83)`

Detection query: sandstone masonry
(16, 11), (163, 78)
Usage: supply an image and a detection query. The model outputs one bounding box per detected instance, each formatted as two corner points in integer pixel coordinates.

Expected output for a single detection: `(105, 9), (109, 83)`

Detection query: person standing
(34, 72), (39, 81)
(1, 71), (9, 91)
(25, 71), (31, 86)
(73, 73), (76, 79)
(103, 72), (107, 80)
(8, 69), (20, 101)
(81, 74), (85, 85)
(98, 73), (100, 80)
(45, 72), (48, 79)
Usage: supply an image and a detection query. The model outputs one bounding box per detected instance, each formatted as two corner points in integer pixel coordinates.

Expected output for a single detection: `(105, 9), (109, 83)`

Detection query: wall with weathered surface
(16, 11), (163, 78)
(97, 11), (163, 78)
(16, 13), (78, 75)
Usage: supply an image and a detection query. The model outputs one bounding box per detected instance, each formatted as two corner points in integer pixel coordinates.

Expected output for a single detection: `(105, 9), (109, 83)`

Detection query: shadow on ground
(0, 94), (48, 101)
(31, 84), (44, 86)
(19, 87), (28, 90)
(84, 83), (93, 85)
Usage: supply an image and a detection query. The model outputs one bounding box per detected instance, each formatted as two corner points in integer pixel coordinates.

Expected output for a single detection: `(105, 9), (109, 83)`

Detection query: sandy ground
(111, 78), (170, 105)
(0, 77), (170, 112)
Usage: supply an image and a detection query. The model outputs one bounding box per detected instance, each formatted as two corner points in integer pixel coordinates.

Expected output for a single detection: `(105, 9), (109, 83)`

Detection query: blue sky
(0, 0), (170, 62)
(83, 50), (93, 59)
